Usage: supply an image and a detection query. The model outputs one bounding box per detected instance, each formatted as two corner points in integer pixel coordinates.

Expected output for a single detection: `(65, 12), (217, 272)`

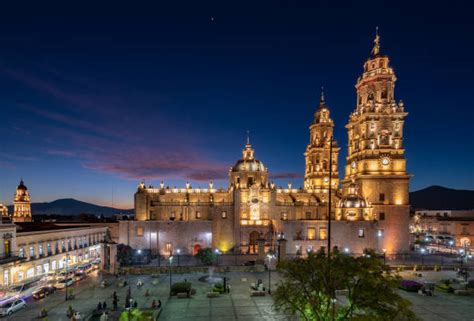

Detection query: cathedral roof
(312, 88), (333, 125)
(231, 143), (266, 172)
(17, 179), (27, 191)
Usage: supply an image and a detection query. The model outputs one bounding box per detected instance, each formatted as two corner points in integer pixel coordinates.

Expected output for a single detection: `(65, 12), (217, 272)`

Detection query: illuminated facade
(12, 180), (32, 223)
(126, 32), (409, 255)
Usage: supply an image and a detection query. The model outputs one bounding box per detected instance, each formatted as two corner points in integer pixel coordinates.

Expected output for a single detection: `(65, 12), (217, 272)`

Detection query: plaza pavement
(6, 269), (474, 321)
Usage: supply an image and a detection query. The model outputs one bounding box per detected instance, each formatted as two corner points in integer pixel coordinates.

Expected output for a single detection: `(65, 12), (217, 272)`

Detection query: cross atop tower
(371, 26), (381, 57)
(246, 130), (250, 145)
(320, 86), (325, 103)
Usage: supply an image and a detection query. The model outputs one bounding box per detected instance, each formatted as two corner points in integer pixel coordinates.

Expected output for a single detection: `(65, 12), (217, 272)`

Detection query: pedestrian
(133, 301), (138, 308)
(151, 300), (156, 308)
(113, 291), (117, 301)
(97, 302), (103, 311)
(113, 299), (117, 311)
(102, 301), (107, 310)
(157, 299), (162, 308)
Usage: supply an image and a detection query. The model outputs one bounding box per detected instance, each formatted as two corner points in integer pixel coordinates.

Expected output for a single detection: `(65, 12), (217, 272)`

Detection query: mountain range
(409, 185), (474, 210)
(7, 198), (133, 216)
(4, 186), (473, 216)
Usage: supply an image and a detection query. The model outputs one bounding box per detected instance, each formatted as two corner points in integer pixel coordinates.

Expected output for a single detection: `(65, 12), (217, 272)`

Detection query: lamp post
(420, 248), (426, 266)
(266, 253), (275, 294)
(383, 248), (387, 265)
(449, 240), (454, 255)
(214, 249), (220, 266)
(64, 254), (70, 301)
(168, 254), (174, 296)
(176, 249), (181, 267)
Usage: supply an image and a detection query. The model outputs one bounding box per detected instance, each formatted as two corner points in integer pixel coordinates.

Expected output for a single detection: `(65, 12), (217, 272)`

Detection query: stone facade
(12, 180), (32, 223)
(126, 32), (410, 256)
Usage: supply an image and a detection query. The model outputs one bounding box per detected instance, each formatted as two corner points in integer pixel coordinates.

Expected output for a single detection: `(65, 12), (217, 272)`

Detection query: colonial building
(12, 180), (32, 223)
(122, 32), (410, 256)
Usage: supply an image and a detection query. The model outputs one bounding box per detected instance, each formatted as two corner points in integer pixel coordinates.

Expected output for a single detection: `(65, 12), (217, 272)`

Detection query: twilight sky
(0, 1), (473, 208)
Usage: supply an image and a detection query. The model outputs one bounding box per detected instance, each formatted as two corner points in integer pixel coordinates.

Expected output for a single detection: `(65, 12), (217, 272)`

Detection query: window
(378, 229), (384, 238)
(165, 242), (172, 253)
(137, 226), (143, 236)
(52, 260), (57, 270)
(221, 211), (227, 219)
(379, 193), (385, 202)
(55, 242), (59, 253)
(195, 211), (201, 219)
(29, 245), (35, 258)
(26, 268), (34, 279)
(305, 212), (312, 220)
(319, 227), (327, 240)
(307, 228), (316, 240)
(379, 212), (385, 220)
(281, 212), (288, 221)
(17, 271), (24, 282)
(47, 243), (52, 255)
(18, 247), (25, 258)
(170, 212), (176, 220)
(68, 240), (72, 251)
(358, 228), (365, 238)
(36, 266), (42, 275)
(61, 241), (66, 252)
(43, 263), (49, 274)
(38, 244), (43, 257)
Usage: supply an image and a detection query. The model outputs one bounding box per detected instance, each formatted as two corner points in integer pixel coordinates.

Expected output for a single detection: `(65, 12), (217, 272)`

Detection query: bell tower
(13, 179), (32, 222)
(343, 30), (410, 253)
(304, 89), (339, 194)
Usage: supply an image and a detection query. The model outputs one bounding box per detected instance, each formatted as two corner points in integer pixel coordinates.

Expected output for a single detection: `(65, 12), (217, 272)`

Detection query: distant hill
(410, 186), (474, 210)
(7, 198), (133, 216)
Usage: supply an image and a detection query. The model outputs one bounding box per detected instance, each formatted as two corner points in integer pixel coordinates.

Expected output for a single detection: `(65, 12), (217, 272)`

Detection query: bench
(177, 292), (189, 299)
(250, 291), (266, 297)
(207, 292), (220, 298)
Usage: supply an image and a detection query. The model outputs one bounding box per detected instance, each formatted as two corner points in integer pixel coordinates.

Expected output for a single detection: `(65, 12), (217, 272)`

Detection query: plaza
(7, 268), (474, 321)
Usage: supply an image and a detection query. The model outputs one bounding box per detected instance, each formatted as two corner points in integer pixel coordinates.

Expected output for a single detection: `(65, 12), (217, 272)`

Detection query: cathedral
(121, 33), (410, 256)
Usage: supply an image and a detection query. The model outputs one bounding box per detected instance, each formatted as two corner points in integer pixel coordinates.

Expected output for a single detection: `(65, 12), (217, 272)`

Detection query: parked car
(54, 278), (74, 289)
(0, 299), (26, 316)
(32, 286), (56, 300)
(74, 272), (87, 282)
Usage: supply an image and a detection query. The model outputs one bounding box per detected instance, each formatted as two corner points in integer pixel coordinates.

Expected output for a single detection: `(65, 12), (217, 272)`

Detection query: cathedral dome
(339, 194), (367, 208)
(231, 143), (265, 172)
(17, 179), (28, 191)
(338, 183), (368, 208)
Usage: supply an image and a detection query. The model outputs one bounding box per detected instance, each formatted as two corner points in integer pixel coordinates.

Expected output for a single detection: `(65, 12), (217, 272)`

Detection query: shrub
(171, 282), (192, 295)
(195, 248), (217, 266)
(436, 283), (454, 293)
(399, 280), (423, 292)
(212, 283), (226, 293)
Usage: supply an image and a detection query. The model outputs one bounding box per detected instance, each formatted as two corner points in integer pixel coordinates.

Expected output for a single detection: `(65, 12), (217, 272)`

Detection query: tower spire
(371, 26), (380, 57)
(320, 86), (325, 103)
(246, 130), (250, 145)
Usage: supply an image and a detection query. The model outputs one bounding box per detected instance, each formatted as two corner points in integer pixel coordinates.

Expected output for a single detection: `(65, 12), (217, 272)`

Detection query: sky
(0, 1), (473, 208)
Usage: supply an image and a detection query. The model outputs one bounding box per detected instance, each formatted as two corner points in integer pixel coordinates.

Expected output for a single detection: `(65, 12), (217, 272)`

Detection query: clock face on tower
(380, 156), (391, 166)
(351, 161), (356, 169)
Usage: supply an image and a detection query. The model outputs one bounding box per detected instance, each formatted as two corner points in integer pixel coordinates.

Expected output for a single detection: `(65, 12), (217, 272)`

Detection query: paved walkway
(6, 269), (474, 321)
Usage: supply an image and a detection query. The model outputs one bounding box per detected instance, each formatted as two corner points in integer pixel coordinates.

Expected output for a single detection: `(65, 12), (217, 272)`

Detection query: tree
(195, 247), (217, 265)
(273, 249), (419, 321)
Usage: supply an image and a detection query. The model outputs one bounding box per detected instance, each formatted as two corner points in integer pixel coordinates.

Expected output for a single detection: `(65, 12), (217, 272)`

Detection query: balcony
(0, 254), (23, 264)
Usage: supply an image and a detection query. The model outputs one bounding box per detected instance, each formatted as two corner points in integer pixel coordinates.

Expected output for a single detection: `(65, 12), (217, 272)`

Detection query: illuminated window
(195, 211), (201, 219)
(26, 268), (34, 279)
(379, 193), (385, 202)
(19, 247), (25, 258)
(251, 209), (259, 220)
(136, 227), (143, 236)
(307, 228), (316, 240)
(39, 244), (43, 257)
(221, 211), (227, 219)
(281, 212), (287, 220)
(170, 212), (176, 220)
(29, 245), (35, 258)
(17, 271), (24, 282)
(319, 227), (327, 240)
(165, 242), (172, 253)
(52, 260), (57, 270)
(379, 212), (385, 220)
(358, 229), (365, 238)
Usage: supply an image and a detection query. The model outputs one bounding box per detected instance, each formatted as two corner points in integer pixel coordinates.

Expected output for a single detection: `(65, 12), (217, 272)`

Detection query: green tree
(273, 249), (419, 321)
(195, 247), (217, 265)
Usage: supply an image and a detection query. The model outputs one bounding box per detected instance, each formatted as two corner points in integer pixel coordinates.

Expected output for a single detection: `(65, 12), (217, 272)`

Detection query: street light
(214, 249), (220, 266)
(176, 249), (181, 267)
(420, 248), (426, 266)
(383, 248), (387, 265)
(449, 240), (454, 254)
(168, 255), (174, 296)
(266, 253), (275, 294)
(64, 254), (70, 301)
